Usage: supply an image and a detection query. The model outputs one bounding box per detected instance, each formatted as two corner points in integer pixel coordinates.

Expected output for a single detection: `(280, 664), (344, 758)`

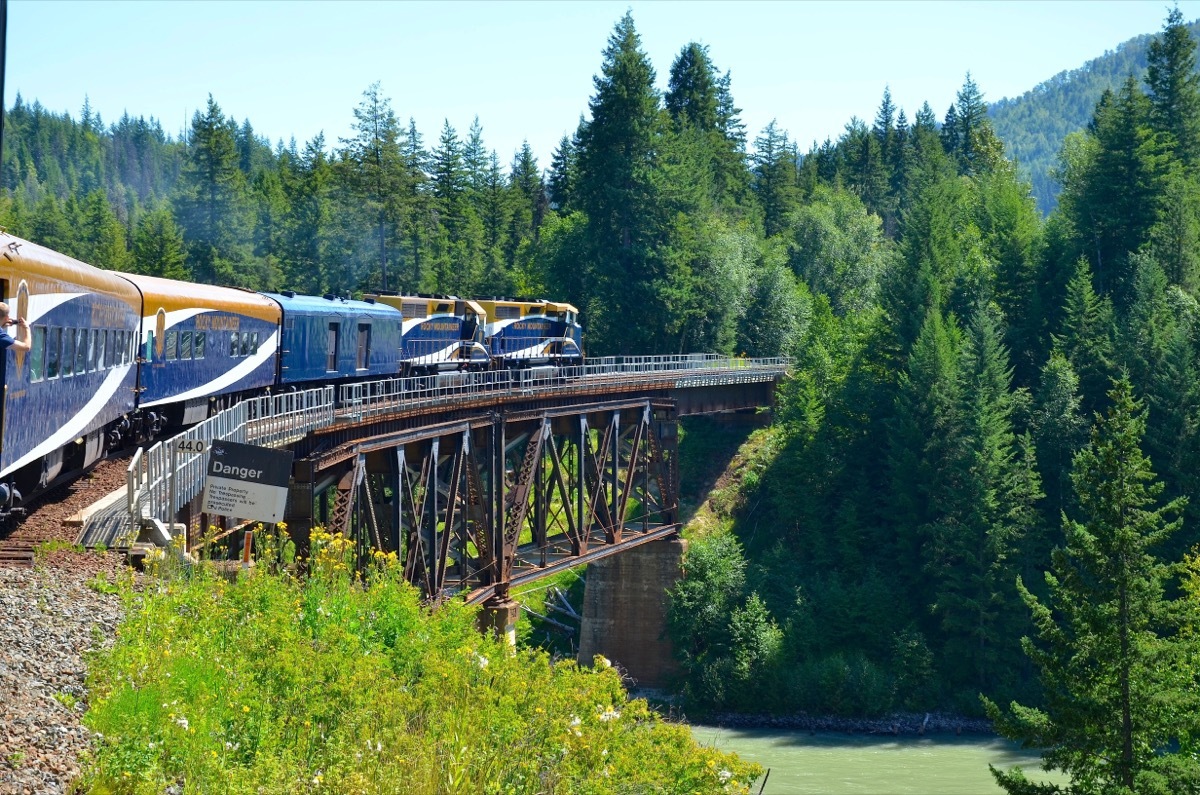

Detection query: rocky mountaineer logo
(155, 309), (166, 358)
(14, 280), (28, 372)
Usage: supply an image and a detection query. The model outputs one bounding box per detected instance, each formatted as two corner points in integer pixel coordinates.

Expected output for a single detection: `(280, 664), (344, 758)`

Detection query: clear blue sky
(7, 1), (1200, 170)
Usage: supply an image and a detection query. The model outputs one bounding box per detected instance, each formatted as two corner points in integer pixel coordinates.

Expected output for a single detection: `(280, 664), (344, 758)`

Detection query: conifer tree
(888, 308), (962, 619)
(547, 133), (577, 213)
(574, 11), (667, 353)
(1061, 78), (1166, 305)
(751, 120), (798, 238)
(401, 118), (430, 288)
(1057, 258), (1116, 418)
(1145, 6), (1200, 166)
(173, 95), (253, 285)
(930, 304), (1041, 699)
(1031, 352), (1088, 534)
(986, 378), (1200, 795)
(132, 205), (188, 280)
(338, 83), (406, 291)
(281, 134), (334, 294)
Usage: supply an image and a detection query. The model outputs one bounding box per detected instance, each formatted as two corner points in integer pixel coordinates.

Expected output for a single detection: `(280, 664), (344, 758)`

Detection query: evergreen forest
(8, 8), (1200, 792)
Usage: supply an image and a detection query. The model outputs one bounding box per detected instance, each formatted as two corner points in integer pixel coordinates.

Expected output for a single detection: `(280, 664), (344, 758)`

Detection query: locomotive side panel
(368, 294), (489, 372)
(478, 299), (582, 366)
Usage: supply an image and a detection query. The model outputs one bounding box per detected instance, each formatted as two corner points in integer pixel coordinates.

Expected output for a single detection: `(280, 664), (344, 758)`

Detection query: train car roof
(261, 291), (402, 318)
(475, 297), (579, 315)
(364, 293), (484, 318)
(114, 272), (280, 321)
(3, 233), (140, 300)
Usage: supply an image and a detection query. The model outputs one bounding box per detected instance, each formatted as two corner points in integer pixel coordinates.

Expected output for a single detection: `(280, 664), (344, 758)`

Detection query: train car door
(0, 277), (8, 452)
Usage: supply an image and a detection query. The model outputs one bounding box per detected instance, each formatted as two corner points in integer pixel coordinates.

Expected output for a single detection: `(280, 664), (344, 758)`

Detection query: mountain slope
(989, 21), (1200, 214)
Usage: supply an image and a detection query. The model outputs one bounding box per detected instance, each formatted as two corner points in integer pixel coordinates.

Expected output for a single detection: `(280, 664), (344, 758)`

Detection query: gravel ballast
(0, 459), (133, 794)
(0, 558), (124, 795)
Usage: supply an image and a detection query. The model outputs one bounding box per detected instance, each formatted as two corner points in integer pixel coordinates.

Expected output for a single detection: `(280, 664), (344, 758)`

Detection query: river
(691, 726), (1070, 794)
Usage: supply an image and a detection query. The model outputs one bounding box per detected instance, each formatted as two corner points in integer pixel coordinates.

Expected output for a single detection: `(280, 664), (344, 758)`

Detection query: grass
(679, 419), (782, 539)
(33, 539), (84, 559)
(77, 526), (761, 794)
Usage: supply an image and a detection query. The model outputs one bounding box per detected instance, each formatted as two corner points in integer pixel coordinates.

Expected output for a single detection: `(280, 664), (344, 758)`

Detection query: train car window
(96, 330), (107, 369)
(229, 332), (238, 357)
(46, 328), (61, 379)
(240, 332), (251, 357)
(195, 332), (206, 359)
(356, 324), (370, 369)
(180, 331), (193, 360)
(62, 330), (75, 378)
(326, 323), (339, 371)
(75, 329), (87, 375)
(29, 327), (44, 382)
(165, 330), (178, 361)
(88, 329), (99, 371)
(251, 332), (259, 355)
(120, 330), (129, 365)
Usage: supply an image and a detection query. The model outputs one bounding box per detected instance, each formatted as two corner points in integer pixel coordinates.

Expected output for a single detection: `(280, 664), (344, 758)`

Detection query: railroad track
(0, 456), (131, 568)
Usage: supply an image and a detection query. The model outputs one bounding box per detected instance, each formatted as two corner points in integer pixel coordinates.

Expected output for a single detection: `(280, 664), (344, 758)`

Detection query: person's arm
(10, 318), (30, 352)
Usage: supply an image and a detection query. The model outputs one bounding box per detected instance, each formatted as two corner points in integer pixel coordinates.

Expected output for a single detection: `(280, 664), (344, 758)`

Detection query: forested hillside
(990, 19), (1200, 214)
(7, 9), (1200, 789)
(661, 9), (1200, 790)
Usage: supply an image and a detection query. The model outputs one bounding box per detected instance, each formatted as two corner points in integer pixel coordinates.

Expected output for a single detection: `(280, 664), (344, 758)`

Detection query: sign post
(201, 440), (293, 525)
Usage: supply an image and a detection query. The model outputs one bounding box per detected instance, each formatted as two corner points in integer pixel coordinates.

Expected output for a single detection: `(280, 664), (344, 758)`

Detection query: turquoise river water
(690, 726), (1070, 794)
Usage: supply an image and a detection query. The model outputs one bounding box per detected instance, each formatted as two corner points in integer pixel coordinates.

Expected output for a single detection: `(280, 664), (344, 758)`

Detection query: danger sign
(201, 440), (294, 524)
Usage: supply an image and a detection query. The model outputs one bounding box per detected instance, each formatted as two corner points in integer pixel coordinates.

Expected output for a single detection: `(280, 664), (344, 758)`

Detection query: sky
(7, 0), (1200, 169)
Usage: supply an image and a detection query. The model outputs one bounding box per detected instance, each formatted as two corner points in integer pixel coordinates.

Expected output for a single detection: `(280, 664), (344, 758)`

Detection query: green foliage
(80, 530), (760, 794)
(985, 378), (1200, 794)
(990, 20), (1200, 214)
(787, 185), (892, 315)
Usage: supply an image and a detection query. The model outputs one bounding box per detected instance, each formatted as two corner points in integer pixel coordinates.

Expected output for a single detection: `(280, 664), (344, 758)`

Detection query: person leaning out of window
(0, 303), (31, 355)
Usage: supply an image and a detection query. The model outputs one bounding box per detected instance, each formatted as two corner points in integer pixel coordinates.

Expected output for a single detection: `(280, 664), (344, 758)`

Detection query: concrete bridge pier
(477, 597), (521, 648)
(577, 536), (687, 688)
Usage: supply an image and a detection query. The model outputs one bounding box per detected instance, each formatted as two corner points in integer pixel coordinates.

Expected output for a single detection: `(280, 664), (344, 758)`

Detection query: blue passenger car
(262, 292), (403, 385)
(0, 234), (141, 491)
(117, 273), (281, 425)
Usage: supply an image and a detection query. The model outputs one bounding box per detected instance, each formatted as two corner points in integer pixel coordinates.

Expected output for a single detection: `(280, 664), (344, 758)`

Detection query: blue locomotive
(0, 231), (586, 515)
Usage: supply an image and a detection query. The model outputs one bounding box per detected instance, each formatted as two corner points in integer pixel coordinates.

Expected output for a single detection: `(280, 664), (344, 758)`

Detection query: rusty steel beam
(286, 397), (681, 603)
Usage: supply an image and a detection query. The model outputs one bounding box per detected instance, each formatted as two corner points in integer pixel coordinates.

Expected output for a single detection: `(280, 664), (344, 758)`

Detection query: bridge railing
(126, 387), (334, 537)
(336, 356), (790, 421)
(127, 356), (789, 533)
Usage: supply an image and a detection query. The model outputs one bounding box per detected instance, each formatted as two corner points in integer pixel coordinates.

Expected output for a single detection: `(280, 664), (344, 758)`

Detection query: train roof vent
(365, 297), (376, 304)
(323, 294), (335, 301)
(282, 290), (296, 298)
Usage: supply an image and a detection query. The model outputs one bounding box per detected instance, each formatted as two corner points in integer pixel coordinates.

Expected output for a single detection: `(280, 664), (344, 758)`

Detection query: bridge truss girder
(289, 398), (679, 603)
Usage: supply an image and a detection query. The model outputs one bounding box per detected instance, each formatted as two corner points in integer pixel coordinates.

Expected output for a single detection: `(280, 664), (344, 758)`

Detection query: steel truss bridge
(119, 355), (789, 605)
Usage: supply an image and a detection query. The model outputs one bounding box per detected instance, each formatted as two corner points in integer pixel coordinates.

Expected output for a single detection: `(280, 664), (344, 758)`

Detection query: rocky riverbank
(688, 709), (994, 736)
(0, 553), (126, 795)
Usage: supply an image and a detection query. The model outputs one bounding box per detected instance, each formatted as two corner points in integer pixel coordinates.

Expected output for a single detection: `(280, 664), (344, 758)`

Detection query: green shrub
(785, 652), (895, 717)
(79, 527), (760, 794)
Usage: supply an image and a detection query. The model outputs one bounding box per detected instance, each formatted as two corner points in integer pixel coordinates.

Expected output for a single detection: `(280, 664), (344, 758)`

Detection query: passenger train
(0, 231), (583, 516)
